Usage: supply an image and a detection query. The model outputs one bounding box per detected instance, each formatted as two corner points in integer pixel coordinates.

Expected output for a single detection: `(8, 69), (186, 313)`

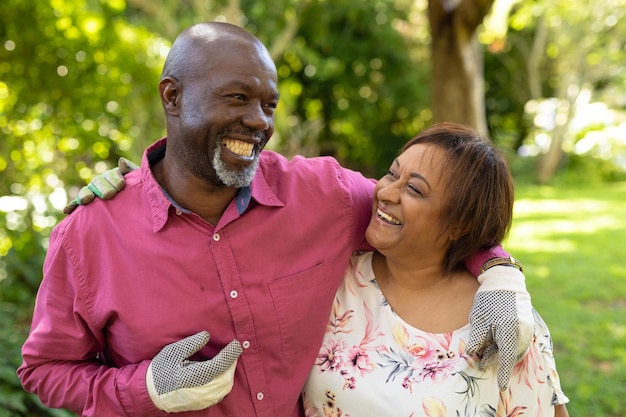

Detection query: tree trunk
(536, 75), (580, 184)
(428, 0), (495, 137)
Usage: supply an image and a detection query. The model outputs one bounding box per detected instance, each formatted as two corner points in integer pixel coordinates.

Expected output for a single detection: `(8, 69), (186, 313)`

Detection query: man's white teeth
(377, 209), (401, 225)
(224, 139), (254, 157)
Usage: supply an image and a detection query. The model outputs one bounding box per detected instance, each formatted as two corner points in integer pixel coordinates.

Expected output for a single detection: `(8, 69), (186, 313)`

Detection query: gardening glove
(146, 331), (243, 413)
(63, 157), (138, 214)
(466, 264), (534, 391)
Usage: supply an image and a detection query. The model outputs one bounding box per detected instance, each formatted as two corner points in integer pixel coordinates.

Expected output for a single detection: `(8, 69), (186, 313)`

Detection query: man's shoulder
(259, 150), (366, 182)
(258, 150), (373, 198)
(60, 173), (145, 227)
(260, 150), (340, 168)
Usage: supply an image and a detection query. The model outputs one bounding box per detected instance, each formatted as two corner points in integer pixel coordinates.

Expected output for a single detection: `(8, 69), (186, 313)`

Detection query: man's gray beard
(212, 144), (260, 188)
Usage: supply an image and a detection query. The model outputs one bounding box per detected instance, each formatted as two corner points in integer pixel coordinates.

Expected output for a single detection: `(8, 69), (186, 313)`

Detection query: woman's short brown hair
(400, 122), (514, 273)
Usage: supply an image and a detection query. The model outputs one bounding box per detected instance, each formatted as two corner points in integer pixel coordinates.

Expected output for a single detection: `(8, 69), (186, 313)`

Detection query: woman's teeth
(377, 209), (401, 225)
(224, 139), (254, 157)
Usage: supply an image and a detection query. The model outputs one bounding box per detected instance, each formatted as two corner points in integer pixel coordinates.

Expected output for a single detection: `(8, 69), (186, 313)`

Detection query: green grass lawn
(506, 181), (626, 417)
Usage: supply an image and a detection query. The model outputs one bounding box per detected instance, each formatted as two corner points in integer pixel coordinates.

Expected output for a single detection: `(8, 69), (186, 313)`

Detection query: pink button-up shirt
(18, 139), (375, 417)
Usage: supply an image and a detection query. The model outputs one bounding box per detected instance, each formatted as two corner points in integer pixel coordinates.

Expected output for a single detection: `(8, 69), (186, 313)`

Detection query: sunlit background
(1, 0), (625, 415)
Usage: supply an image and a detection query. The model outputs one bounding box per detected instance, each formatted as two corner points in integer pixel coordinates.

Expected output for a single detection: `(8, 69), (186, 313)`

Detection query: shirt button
(213, 233), (220, 241)
(230, 290), (238, 299)
(175, 209), (182, 215)
(242, 340), (250, 349)
(256, 392), (264, 401)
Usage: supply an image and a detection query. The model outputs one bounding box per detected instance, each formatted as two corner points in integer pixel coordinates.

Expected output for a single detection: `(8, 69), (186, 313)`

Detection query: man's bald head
(156, 21), (279, 192)
(161, 22), (271, 82)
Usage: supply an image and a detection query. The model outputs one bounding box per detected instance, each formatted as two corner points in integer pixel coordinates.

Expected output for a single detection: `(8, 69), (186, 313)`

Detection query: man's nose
(242, 103), (271, 131)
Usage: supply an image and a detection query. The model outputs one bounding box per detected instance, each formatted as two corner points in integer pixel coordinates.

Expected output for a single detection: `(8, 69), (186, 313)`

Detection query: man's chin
(216, 161), (259, 188)
(213, 144), (261, 188)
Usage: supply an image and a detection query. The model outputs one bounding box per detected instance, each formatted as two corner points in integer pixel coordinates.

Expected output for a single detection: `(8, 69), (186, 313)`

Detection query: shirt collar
(142, 138), (284, 232)
(248, 156), (285, 209)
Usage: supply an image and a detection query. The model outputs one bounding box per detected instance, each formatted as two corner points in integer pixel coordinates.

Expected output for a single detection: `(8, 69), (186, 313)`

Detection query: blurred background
(1, 0), (625, 415)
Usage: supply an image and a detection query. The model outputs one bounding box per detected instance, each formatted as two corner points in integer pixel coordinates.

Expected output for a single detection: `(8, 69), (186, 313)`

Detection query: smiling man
(151, 23), (280, 224)
(18, 22), (376, 417)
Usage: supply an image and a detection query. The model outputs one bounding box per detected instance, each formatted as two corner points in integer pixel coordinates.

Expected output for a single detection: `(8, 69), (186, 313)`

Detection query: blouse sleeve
(532, 308), (570, 406)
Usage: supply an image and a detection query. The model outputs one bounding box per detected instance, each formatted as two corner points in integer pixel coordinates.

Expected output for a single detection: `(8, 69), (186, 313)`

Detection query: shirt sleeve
(533, 308), (570, 406)
(336, 165), (375, 251)
(17, 225), (166, 417)
(463, 245), (512, 277)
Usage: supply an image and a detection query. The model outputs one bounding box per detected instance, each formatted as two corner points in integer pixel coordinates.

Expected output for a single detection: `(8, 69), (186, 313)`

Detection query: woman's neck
(371, 251), (479, 333)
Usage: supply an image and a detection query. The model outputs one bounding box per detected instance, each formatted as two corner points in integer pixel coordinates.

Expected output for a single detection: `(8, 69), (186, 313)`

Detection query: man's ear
(159, 77), (180, 116)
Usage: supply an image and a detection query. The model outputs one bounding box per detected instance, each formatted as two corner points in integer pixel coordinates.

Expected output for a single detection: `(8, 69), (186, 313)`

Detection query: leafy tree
(266, 0), (429, 176)
(484, 0), (626, 183)
(0, 0), (164, 414)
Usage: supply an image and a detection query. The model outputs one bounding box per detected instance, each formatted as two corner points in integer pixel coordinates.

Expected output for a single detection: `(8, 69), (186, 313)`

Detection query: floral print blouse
(302, 252), (569, 417)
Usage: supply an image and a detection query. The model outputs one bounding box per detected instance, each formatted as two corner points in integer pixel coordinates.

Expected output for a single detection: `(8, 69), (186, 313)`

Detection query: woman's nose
(377, 181), (401, 203)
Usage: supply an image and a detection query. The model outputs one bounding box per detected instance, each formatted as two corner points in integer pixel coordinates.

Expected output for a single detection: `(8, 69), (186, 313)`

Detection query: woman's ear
(159, 77), (180, 116)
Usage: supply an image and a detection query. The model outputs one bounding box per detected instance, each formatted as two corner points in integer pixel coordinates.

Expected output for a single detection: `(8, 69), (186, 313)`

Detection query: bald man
(19, 22), (533, 416)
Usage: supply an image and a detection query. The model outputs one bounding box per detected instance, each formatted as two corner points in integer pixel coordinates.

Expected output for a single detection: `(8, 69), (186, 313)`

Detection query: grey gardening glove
(466, 266), (534, 391)
(63, 157), (138, 214)
(146, 331), (243, 413)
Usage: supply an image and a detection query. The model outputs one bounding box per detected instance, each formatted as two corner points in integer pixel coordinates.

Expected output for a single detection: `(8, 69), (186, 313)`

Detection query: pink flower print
(347, 345), (375, 377)
(342, 376), (356, 390)
(407, 343), (433, 360)
(316, 338), (347, 373)
(498, 387), (528, 417)
(416, 349), (458, 383)
(406, 339), (447, 364)
(513, 336), (546, 389)
(458, 337), (480, 370)
(402, 376), (414, 394)
(328, 298), (354, 335)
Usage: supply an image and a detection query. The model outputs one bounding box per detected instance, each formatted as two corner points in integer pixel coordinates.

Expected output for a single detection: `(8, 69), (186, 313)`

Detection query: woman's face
(365, 143), (453, 261)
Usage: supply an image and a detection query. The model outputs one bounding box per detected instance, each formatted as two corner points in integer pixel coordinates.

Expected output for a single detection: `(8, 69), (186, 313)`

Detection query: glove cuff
(476, 265), (527, 292)
(146, 359), (239, 413)
(146, 362), (164, 411)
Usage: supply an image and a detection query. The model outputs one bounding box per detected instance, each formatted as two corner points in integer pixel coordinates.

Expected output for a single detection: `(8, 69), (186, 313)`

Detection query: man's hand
(146, 331), (243, 413)
(466, 266), (534, 391)
(63, 157), (137, 214)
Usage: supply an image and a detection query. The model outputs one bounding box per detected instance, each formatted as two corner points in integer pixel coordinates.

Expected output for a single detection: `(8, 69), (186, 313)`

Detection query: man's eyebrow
(220, 80), (280, 101)
(221, 80), (252, 91)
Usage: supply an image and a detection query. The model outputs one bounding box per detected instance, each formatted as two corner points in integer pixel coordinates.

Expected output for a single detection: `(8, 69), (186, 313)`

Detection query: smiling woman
(302, 122), (570, 417)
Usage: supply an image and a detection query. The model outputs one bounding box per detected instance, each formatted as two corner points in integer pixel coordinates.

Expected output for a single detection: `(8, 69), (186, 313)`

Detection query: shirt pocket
(268, 262), (337, 362)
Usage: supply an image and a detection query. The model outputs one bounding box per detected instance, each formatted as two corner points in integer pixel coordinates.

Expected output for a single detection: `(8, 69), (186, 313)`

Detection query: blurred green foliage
(1, 0), (163, 414)
(508, 183), (626, 416)
(1, 0), (625, 416)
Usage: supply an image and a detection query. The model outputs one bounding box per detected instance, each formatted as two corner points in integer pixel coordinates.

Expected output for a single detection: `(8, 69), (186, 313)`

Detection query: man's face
(172, 40), (279, 188)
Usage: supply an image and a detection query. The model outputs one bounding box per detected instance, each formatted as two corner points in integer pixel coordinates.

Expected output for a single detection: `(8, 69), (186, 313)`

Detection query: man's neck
(151, 156), (238, 226)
